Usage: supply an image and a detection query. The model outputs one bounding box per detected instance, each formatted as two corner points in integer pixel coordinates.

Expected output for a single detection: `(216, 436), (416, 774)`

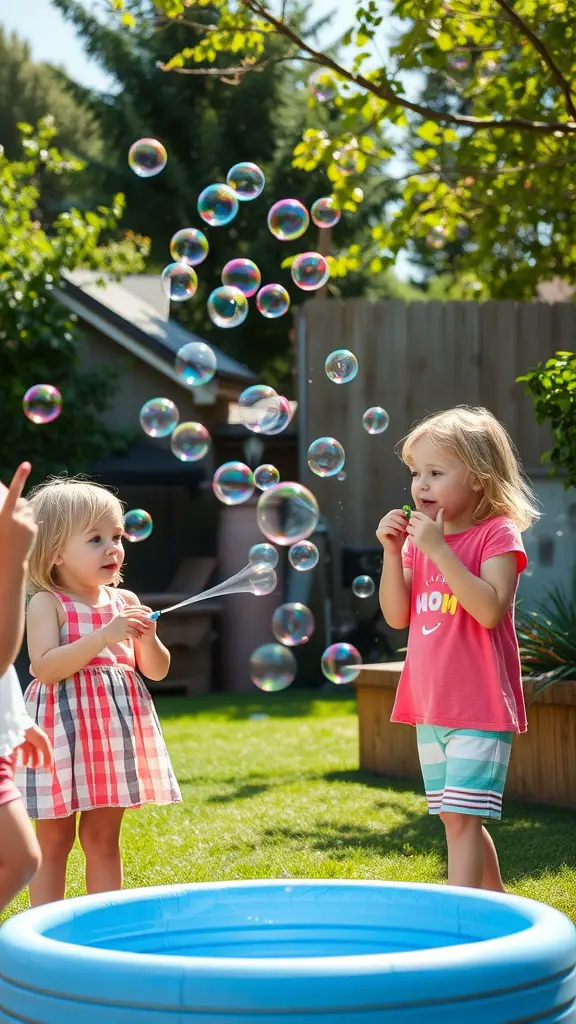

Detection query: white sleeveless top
(0, 665), (31, 757)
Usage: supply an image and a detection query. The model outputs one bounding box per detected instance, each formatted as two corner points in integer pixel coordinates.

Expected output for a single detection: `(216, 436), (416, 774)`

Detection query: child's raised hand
(0, 463), (37, 564)
(16, 723), (53, 770)
(132, 606), (157, 646)
(376, 509), (409, 555)
(101, 607), (152, 645)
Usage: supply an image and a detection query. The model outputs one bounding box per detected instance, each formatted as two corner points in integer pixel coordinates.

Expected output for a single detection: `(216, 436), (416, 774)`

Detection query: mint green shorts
(415, 725), (513, 820)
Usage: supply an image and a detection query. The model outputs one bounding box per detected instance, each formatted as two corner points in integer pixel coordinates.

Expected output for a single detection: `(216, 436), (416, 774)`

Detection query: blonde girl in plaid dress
(16, 478), (181, 907)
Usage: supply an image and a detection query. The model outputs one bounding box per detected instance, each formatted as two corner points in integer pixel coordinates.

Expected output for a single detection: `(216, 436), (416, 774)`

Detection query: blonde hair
(398, 406), (540, 531)
(27, 477), (125, 597)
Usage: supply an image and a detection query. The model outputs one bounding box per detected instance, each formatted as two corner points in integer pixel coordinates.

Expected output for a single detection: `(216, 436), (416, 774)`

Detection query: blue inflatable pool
(0, 880), (575, 1022)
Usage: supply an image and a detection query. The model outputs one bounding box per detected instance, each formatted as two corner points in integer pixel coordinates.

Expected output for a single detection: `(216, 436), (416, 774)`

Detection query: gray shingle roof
(59, 270), (256, 383)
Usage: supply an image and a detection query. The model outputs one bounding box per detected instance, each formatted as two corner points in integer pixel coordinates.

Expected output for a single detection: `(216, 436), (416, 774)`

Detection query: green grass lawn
(4, 691), (576, 922)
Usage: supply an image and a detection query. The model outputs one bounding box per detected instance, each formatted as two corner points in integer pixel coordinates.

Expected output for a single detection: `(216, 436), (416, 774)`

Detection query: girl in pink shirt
(377, 406), (539, 892)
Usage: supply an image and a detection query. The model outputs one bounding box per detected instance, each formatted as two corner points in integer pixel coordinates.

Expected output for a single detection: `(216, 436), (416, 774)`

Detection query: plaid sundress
(16, 588), (182, 819)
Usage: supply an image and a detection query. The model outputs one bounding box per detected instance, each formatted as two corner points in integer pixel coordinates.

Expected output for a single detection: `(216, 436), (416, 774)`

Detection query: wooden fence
(295, 298), (576, 613)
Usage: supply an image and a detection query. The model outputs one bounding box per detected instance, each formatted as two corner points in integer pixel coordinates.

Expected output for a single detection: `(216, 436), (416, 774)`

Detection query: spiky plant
(517, 574), (576, 696)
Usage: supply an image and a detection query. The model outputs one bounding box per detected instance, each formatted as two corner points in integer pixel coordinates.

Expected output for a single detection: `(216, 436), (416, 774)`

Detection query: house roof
(92, 437), (206, 488)
(56, 270), (257, 389)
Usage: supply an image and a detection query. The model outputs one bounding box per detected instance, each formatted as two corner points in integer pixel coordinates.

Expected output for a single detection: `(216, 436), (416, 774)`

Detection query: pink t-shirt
(391, 516), (528, 733)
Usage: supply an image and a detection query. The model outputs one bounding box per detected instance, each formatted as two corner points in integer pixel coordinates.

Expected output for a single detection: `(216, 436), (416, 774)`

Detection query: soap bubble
(337, 471), (346, 482)
(175, 341), (217, 387)
(161, 262), (198, 302)
(170, 422), (210, 462)
(256, 283), (290, 319)
(267, 199), (309, 241)
(207, 286), (248, 328)
(213, 461), (254, 505)
(325, 349), (358, 383)
(221, 258), (261, 297)
(449, 51), (471, 72)
(288, 540), (319, 571)
(198, 183), (239, 227)
(311, 196), (341, 229)
(261, 396), (293, 436)
(248, 563), (278, 596)
(362, 406), (389, 434)
(250, 643), (297, 692)
(139, 397), (178, 438)
(308, 68), (338, 103)
(257, 482), (319, 546)
(169, 228), (209, 267)
(254, 464), (280, 490)
(249, 543), (279, 568)
(23, 384), (62, 424)
(332, 137), (360, 176)
(123, 508), (153, 543)
(307, 437), (345, 478)
(272, 603), (315, 646)
(352, 575), (375, 599)
(226, 162), (265, 201)
(128, 138), (167, 178)
(321, 642), (362, 684)
(426, 226), (447, 250)
(291, 251), (330, 291)
(238, 385), (282, 433)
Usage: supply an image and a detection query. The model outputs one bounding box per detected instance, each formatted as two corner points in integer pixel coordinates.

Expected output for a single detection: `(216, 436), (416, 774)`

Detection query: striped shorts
(415, 726), (513, 820)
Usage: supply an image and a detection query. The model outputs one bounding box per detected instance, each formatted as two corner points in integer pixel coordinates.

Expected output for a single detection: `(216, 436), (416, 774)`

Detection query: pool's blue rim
(0, 880), (574, 1013)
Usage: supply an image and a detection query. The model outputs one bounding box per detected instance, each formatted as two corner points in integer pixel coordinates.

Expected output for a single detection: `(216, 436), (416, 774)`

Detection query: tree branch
(237, 0), (576, 135)
(493, 0), (576, 121)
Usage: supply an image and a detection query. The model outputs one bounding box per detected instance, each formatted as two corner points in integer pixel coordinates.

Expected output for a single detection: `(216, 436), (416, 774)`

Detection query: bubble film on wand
(149, 562), (277, 620)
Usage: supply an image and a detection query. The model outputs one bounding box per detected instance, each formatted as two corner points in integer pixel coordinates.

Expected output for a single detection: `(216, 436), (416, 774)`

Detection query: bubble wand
(149, 562), (277, 620)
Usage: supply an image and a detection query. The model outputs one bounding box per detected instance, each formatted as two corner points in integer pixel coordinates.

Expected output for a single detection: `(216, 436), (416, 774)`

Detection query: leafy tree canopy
(0, 118), (148, 482)
(124, 0), (576, 298)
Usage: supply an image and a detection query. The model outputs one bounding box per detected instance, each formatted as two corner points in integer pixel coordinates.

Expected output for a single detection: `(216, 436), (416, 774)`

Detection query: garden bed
(356, 663), (576, 809)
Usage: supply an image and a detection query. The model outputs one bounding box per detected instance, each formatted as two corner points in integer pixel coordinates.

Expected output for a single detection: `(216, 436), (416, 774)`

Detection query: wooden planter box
(356, 662), (576, 809)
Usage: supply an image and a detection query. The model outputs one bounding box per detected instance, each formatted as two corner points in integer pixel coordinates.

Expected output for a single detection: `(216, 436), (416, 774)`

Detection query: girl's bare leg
(0, 798), (42, 912)
(78, 807), (125, 894)
(29, 815), (76, 907)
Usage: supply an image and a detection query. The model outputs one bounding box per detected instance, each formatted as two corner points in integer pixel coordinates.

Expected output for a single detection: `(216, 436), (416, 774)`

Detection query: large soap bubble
(123, 508), (153, 543)
(169, 228), (209, 267)
(226, 162), (265, 201)
(272, 603), (315, 647)
(321, 643), (362, 684)
(257, 482), (319, 546)
(128, 138), (167, 178)
(325, 349), (358, 384)
(207, 286), (248, 328)
(238, 385), (282, 433)
(161, 263), (198, 302)
(175, 341), (217, 387)
(268, 199), (309, 241)
(198, 183), (239, 227)
(311, 197), (341, 228)
(213, 462), (254, 505)
(308, 68), (338, 103)
(249, 543), (278, 568)
(254, 464), (280, 490)
(307, 437), (345, 478)
(291, 251), (330, 291)
(288, 540), (318, 571)
(250, 643), (297, 692)
(23, 384), (62, 424)
(256, 284), (290, 319)
(221, 258), (261, 297)
(139, 397), (178, 438)
(362, 406), (389, 434)
(170, 422), (210, 462)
